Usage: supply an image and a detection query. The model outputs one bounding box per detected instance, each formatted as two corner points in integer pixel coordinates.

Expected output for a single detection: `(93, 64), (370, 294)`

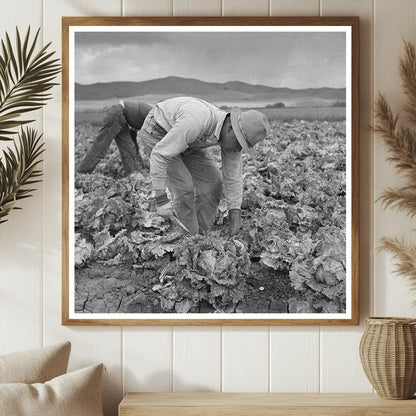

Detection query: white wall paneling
(320, 327), (373, 392)
(123, 327), (173, 393)
(270, 0), (320, 16)
(173, 0), (222, 16)
(1, 0), (416, 415)
(373, 0), (416, 317)
(0, 0), (42, 34)
(222, 327), (269, 392)
(222, 0), (269, 16)
(270, 327), (320, 392)
(173, 327), (221, 391)
(123, 0), (173, 16)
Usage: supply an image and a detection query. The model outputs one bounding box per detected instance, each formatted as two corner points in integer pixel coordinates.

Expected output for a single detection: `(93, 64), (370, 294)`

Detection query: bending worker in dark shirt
(77, 100), (152, 175)
(78, 97), (270, 235)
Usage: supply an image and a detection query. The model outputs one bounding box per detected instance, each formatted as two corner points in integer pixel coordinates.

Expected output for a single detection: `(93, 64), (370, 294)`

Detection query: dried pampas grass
(378, 237), (416, 294)
(376, 40), (416, 297)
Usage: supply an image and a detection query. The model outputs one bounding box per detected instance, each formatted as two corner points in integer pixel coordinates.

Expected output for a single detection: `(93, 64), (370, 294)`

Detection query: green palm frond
(0, 127), (44, 223)
(0, 27), (61, 141)
(0, 26), (59, 224)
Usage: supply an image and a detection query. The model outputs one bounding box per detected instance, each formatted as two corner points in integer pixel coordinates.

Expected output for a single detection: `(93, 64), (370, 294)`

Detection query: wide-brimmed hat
(230, 107), (271, 152)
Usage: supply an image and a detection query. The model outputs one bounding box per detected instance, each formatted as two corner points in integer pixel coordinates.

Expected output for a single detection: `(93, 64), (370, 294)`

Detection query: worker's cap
(230, 107), (271, 152)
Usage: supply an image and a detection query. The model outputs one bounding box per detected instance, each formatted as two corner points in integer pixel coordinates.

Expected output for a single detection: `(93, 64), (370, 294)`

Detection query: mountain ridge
(75, 76), (346, 104)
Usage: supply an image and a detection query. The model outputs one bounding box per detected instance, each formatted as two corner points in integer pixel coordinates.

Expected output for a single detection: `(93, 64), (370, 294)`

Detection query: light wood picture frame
(62, 16), (359, 326)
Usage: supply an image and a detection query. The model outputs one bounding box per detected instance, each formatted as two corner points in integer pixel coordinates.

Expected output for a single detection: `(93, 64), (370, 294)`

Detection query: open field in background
(75, 96), (342, 111)
(75, 104), (346, 125)
(259, 106), (345, 122)
(74, 77), (346, 124)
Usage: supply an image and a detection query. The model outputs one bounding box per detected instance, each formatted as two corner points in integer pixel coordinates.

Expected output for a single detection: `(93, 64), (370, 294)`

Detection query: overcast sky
(74, 30), (346, 89)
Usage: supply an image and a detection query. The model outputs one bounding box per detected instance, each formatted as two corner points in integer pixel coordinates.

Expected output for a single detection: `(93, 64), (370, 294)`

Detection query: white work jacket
(150, 97), (243, 210)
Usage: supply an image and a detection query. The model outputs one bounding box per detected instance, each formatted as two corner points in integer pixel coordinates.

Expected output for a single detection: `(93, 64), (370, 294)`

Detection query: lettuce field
(74, 116), (347, 315)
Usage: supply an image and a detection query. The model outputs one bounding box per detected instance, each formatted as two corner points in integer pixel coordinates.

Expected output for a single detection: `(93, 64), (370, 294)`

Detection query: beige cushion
(0, 363), (104, 416)
(0, 342), (71, 384)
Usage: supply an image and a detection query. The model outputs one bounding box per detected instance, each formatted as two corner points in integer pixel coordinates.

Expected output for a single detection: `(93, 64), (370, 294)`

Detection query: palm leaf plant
(375, 40), (416, 297)
(0, 27), (60, 223)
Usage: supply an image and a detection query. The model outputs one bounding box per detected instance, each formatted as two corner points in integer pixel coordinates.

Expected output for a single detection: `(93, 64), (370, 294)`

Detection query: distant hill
(75, 76), (345, 108)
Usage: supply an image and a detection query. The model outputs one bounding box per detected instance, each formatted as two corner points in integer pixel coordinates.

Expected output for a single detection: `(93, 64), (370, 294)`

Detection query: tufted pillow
(0, 363), (104, 416)
(0, 341), (71, 384)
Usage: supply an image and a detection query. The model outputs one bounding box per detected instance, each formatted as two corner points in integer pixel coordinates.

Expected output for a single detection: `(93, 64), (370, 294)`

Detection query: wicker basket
(359, 317), (416, 399)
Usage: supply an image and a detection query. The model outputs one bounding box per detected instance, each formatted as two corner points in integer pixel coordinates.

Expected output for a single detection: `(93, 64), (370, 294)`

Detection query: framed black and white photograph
(62, 17), (359, 326)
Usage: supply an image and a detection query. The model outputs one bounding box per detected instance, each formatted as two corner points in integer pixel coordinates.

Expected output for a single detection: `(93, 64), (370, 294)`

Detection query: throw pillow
(0, 363), (104, 416)
(0, 341), (71, 384)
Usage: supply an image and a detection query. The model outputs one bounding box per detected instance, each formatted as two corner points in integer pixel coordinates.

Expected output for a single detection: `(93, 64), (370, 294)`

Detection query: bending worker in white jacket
(138, 96), (270, 235)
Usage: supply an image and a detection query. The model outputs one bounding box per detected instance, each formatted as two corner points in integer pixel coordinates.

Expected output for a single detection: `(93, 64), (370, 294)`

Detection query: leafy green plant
(74, 118), (347, 313)
(0, 27), (60, 223)
(153, 232), (251, 313)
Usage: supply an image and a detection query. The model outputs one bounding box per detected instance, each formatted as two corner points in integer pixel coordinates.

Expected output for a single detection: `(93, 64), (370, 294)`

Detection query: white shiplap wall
(2, 1), (416, 415)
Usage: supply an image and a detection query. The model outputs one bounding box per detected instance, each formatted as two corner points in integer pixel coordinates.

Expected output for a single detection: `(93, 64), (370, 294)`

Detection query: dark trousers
(77, 102), (151, 175)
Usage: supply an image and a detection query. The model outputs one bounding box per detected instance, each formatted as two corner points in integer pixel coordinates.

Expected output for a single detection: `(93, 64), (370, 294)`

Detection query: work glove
(155, 192), (173, 218)
(228, 209), (241, 236)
